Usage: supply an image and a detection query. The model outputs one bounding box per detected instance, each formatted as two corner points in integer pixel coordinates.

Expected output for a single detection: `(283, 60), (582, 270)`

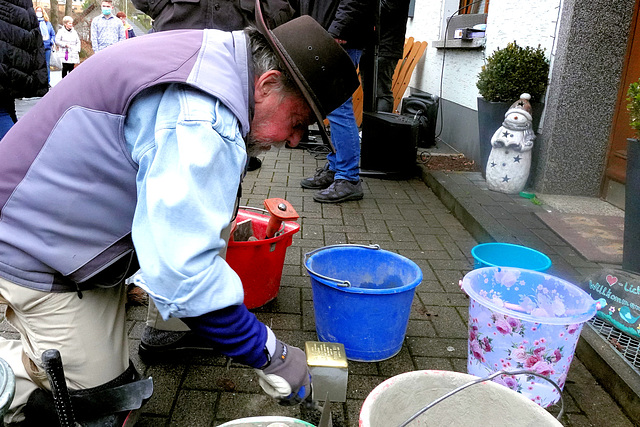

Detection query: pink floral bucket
(462, 267), (597, 407)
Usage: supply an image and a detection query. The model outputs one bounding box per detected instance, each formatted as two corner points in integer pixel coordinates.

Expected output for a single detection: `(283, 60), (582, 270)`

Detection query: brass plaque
(305, 341), (348, 368)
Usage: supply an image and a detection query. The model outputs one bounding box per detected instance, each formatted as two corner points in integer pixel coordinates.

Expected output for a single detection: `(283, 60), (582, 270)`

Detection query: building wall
(403, 0), (557, 163)
(404, 0), (635, 196)
(533, 0), (636, 196)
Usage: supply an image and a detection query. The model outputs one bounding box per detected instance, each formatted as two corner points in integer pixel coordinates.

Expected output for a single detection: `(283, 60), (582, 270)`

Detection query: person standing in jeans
(34, 6), (56, 85)
(296, 0), (373, 203)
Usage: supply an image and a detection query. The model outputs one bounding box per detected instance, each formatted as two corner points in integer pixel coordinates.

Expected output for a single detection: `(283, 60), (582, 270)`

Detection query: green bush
(477, 42), (550, 103)
(628, 78), (640, 139)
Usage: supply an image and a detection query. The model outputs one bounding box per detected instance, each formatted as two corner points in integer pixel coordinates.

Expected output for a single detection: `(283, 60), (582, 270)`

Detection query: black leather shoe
(247, 156), (262, 171)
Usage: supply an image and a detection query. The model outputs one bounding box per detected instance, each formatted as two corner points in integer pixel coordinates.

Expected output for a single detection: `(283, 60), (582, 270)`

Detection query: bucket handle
(238, 206), (286, 236)
(397, 369), (565, 427)
(304, 244), (381, 288)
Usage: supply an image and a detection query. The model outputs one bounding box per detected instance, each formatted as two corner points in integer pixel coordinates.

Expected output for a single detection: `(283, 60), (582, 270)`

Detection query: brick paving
(1, 146), (638, 426)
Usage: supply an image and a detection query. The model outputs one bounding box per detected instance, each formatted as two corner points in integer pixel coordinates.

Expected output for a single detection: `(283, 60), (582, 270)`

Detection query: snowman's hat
(505, 93), (533, 121)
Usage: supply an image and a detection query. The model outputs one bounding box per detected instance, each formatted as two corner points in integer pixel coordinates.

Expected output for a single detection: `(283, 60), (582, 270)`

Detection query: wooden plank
(390, 38), (415, 100)
(351, 37), (427, 126)
(392, 41), (428, 112)
(352, 67), (364, 127)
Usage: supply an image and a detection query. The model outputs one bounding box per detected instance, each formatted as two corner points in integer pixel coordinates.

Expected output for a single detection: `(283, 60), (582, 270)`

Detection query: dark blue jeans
(0, 102), (17, 140)
(326, 49), (362, 182)
(45, 48), (51, 83)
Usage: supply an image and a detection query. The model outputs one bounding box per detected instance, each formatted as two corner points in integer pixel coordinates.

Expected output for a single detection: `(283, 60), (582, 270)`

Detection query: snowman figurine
(485, 93), (536, 194)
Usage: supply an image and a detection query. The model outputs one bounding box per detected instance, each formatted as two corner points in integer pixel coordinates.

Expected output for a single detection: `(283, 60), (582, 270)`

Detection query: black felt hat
(254, 0), (359, 152)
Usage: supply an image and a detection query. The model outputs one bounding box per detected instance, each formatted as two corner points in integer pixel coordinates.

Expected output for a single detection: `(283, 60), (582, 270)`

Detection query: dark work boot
(300, 163), (335, 189)
(313, 179), (363, 203)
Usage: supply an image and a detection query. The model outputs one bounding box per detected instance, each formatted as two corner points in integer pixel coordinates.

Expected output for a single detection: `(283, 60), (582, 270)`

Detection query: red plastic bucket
(226, 208), (300, 309)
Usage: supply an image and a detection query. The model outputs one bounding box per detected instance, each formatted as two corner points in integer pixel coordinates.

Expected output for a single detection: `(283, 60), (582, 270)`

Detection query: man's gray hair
(246, 27), (299, 97)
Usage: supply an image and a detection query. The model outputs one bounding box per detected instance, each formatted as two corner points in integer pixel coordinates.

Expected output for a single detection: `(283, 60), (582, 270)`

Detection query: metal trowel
(300, 393), (333, 427)
(318, 394), (333, 427)
(232, 218), (255, 242)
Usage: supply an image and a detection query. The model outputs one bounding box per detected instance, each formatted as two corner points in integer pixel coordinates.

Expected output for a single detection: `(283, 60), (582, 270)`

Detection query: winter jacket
(0, 29), (252, 293)
(124, 22), (136, 38)
(38, 18), (56, 50)
(132, 0), (295, 32)
(292, 0), (373, 49)
(55, 27), (81, 64)
(0, 0), (48, 101)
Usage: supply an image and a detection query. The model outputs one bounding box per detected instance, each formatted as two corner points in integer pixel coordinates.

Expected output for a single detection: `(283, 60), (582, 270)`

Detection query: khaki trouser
(0, 277), (128, 423)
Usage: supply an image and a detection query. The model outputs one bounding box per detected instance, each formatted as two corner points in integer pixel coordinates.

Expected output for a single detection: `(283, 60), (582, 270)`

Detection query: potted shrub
(476, 42), (550, 176)
(623, 77), (640, 274)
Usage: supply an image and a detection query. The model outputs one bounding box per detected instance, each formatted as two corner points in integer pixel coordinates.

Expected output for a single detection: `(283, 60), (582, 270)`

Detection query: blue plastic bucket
(305, 245), (422, 362)
(462, 267), (597, 407)
(472, 243), (552, 271)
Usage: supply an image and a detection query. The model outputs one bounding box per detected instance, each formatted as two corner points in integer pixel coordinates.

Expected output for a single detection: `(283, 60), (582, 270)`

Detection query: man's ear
(254, 70), (282, 103)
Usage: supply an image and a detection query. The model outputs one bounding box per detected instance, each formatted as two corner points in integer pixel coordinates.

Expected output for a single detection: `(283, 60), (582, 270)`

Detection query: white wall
(406, 0), (562, 111)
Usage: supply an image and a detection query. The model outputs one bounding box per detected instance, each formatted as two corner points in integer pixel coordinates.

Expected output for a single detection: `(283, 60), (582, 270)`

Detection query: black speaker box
(401, 93), (439, 148)
(360, 112), (418, 178)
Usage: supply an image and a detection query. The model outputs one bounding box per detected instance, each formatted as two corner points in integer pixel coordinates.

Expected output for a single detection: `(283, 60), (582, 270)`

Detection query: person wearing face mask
(91, 0), (125, 53)
(55, 16), (81, 78)
(34, 7), (56, 85)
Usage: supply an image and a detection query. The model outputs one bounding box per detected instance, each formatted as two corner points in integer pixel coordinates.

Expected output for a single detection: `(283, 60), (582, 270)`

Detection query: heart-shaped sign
(606, 275), (618, 286)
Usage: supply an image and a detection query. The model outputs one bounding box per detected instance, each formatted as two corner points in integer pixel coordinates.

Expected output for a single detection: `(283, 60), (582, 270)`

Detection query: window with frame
(459, 0), (489, 14)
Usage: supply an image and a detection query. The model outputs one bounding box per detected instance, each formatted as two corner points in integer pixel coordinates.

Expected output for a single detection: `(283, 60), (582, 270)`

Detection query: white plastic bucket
(359, 370), (562, 427)
(0, 358), (14, 417)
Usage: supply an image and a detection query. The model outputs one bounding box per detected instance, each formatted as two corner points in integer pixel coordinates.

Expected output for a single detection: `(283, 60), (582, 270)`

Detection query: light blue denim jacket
(124, 83), (248, 320)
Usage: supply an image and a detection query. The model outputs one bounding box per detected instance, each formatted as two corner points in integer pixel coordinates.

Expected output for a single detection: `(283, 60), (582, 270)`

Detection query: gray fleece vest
(0, 29), (251, 292)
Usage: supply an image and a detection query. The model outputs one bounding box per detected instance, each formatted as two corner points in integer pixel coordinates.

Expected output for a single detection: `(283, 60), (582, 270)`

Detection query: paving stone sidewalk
(1, 146), (636, 426)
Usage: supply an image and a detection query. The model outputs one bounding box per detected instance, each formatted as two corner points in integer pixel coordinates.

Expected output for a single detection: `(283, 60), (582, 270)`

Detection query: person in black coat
(132, 0), (294, 35)
(0, 0), (49, 139)
(293, 0), (372, 50)
(361, 0), (411, 113)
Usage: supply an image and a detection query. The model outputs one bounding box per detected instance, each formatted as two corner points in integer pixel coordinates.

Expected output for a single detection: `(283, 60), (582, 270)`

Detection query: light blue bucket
(472, 243), (552, 271)
(305, 244), (422, 362)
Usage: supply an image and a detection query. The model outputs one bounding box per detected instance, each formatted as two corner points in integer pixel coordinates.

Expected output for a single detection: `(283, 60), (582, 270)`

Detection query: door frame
(603, 0), (640, 192)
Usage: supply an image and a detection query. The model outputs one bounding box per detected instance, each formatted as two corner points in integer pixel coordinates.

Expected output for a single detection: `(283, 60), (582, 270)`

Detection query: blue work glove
(255, 340), (311, 405)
